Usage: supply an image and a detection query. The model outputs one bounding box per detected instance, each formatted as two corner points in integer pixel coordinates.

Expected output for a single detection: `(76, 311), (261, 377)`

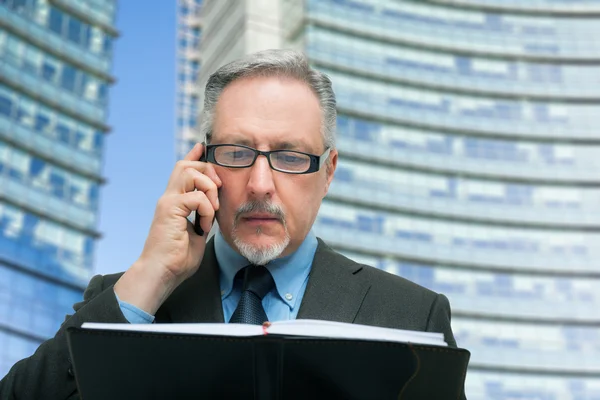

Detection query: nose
(246, 154), (275, 199)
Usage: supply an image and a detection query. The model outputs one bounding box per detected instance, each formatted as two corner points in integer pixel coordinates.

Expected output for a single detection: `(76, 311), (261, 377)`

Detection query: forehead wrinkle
(212, 76), (323, 151)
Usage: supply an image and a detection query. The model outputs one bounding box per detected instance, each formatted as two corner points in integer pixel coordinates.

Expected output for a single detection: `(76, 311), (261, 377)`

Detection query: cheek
(280, 178), (324, 225)
(215, 174), (243, 223)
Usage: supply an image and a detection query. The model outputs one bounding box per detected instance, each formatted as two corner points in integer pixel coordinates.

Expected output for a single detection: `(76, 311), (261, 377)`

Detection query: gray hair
(199, 49), (336, 150)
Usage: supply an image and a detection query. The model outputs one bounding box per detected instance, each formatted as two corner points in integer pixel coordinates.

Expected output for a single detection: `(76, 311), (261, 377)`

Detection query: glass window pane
(41, 57), (60, 83)
(60, 65), (77, 92)
(0, 95), (13, 117)
(48, 8), (63, 35)
(67, 17), (82, 44)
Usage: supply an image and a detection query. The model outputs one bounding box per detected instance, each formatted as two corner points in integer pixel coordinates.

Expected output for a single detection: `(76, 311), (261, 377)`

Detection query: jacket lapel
(297, 238), (371, 323)
(158, 237), (370, 324)
(159, 238), (225, 323)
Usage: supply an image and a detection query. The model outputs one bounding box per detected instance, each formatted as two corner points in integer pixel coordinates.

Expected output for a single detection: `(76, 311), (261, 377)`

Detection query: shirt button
(285, 293), (293, 301)
(221, 289), (225, 296)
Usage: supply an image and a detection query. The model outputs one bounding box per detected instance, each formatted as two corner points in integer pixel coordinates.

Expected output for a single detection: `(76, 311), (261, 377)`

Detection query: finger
(185, 192), (216, 234)
(168, 191), (215, 233)
(167, 162), (222, 194)
(180, 168), (219, 210)
(183, 143), (204, 162)
(202, 162), (222, 188)
(169, 160), (222, 189)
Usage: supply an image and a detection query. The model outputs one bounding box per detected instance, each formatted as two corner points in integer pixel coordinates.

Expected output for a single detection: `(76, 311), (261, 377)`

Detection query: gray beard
(233, 226), (291, 265)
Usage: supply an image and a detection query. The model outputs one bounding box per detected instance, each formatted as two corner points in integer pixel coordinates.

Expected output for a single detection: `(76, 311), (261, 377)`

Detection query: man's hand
(114, 143), (222, 315)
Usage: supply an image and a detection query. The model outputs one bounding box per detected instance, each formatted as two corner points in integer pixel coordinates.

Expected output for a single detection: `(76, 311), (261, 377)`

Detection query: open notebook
(81, 319), (447, 347)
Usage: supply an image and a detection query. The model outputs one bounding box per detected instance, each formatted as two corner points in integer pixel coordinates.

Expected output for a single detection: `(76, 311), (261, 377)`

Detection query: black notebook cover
(66, 327), (469, 400)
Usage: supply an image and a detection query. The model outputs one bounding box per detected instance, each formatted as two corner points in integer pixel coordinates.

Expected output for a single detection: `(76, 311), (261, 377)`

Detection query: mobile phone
(194, 146), (207, 235)
(194, 146), (215, 236)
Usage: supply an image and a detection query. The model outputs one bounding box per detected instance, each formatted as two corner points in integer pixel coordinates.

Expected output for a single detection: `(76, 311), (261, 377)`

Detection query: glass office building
(190, 0), (600, 398)
(176, 0), (202, 160)
(0, 0), (117, 377)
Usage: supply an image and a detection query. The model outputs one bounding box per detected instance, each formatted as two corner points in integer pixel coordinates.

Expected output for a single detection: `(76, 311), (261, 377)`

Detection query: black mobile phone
(194, 147), (207, 235)
(194, 146), (212, 236)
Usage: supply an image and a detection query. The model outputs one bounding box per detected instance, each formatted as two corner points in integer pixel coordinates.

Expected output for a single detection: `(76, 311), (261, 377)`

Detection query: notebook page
(81, 322), (262, 337)
(267, 319), (447, 346)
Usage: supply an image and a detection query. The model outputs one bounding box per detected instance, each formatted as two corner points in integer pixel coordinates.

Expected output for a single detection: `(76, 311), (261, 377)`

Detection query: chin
(233, 230), (291, 266)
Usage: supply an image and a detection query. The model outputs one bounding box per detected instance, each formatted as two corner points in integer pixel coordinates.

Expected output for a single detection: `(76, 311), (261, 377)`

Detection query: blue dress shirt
(116, 230), (317, 324)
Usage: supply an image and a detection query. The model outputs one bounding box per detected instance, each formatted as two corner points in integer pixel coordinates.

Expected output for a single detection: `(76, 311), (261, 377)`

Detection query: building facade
(0, 0), (117, 377)
(176, 0), (203, 160)
(185, 0), (600, 398)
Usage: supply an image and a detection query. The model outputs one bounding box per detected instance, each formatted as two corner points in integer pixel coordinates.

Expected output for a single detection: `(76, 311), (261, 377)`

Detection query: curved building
(176, 0), (203, 160)
(0, 0), (117, 376)
(190, 0), (600, 398)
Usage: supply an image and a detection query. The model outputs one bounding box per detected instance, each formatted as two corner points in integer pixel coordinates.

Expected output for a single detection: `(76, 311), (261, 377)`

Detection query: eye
(225, 150), (252, 159)
(280, 154), (303, 164)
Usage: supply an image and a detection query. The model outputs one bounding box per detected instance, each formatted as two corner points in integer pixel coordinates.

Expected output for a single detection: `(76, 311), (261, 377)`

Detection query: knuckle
(155, 196), (170, 212)
(175, 160), (187, 170)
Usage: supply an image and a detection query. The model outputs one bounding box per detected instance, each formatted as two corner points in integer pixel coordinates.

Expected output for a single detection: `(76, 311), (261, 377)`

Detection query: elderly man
(0, 49), (459, 399)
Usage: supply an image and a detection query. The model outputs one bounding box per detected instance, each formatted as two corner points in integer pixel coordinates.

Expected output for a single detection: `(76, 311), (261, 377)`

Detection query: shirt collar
(215, 229), (318, 310)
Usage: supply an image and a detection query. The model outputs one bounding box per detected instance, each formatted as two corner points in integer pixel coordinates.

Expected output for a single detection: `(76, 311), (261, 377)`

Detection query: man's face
(211, 75), (337, 262)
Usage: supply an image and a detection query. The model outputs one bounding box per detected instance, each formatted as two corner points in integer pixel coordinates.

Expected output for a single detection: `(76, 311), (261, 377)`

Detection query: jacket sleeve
(425, 293), (468, 400)
(425, 293), (457, 348)
(0, 274), (129, 400)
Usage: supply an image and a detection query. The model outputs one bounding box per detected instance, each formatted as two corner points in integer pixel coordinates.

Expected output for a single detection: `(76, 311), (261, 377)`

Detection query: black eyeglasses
(200, 144), (331, 174)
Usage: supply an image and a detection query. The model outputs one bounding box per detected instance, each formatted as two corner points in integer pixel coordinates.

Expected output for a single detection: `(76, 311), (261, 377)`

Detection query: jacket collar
(159, 237), (371, 324)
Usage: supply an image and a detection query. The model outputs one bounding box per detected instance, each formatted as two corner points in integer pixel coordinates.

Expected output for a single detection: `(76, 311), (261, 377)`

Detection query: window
(77, 74), (88, 96)
(33, 113), (50, 133)
(73, 129), (85, 147)
(92, 131), (103, 153)
(0, 96), (13, 117)
(15, 98), (35, 128)
(56, 123), (71, 145)
(60, 65), (77, 92)
(67, 17), (82, 45)
(49, 173), (66, 198)
(103, 36), (112, 55)
(22, 47), (42, 75)
(41, 61), (58, 82)
(88, 185), (99, 209)
(29, 158), (44, 177)
(48, 8), (64, 35)
(83, 26), (92, 48)
(97, 83), (108, 103)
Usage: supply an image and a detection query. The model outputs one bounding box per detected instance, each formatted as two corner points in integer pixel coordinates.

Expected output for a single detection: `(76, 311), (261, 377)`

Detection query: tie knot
(241, 265), (275, 300)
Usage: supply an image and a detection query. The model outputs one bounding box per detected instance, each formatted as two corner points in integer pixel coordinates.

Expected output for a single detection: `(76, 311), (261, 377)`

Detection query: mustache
(234, 200), (286, 225)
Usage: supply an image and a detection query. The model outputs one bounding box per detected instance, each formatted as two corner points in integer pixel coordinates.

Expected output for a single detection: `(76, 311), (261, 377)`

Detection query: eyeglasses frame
(200, 143), (331, 174)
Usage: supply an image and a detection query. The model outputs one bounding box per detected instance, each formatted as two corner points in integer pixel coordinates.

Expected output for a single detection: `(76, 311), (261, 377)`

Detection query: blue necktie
(229, 265), (275, 325)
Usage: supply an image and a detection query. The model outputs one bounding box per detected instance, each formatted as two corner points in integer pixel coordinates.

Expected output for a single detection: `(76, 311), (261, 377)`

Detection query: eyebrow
(215, 136), (311, 152)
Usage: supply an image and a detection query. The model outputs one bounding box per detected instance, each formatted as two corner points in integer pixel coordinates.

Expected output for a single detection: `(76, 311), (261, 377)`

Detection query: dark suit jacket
(0, 238), (461, 400)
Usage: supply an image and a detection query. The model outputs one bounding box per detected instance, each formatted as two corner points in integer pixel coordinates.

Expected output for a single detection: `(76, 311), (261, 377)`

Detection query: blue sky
(95, 2), (178, 275)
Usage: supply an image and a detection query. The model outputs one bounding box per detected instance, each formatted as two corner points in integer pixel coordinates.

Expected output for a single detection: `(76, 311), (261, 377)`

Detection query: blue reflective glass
(60, 65), (77, 92)
(49, 173), (65, 197)
(103, 36), (112, 54)
(41, 62), (57, 81)
(93, 130), (104, 151)
(56, 123), (71, 144)
(34, 113), (50, 132)
(29, 158), (44, 176)
(67, 17), (82, 44)
(98, 83), (108, 102)
(0, 96), (12, 116)
(48, 7), (63, 35)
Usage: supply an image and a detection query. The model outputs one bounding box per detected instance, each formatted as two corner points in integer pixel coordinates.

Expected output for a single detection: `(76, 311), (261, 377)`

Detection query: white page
(82, 320), (446, 346)
(81, 322), (262, 337)
(268, 320), (447, 346)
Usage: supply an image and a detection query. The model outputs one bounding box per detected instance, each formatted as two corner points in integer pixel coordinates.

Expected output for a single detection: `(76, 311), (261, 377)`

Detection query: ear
(323, 149), (338, 198)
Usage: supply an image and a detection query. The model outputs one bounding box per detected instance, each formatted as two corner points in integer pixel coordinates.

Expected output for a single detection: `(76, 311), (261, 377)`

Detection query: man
(0, 49), (460, 399)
